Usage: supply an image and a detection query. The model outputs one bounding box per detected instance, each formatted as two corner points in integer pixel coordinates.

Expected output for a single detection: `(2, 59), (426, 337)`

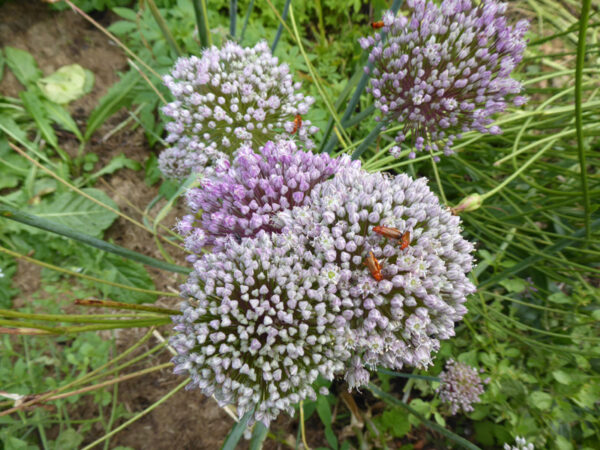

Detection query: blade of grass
(240, 0), (254, 43)
(271, 0), (291, 52)
(479, 217), (600, 289)
(575, 0), (592, 241)
(0, 205), (190, 274)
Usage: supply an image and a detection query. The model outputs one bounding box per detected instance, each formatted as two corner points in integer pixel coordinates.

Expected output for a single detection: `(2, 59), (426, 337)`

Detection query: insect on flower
(372, 226), (411, 250)
(371, 21), (384, 29)
(292, 114), (302, 134)
(364, 251), (383, 281)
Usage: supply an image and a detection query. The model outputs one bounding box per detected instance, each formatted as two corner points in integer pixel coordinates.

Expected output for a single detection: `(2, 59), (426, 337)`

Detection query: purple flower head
(178, 140), (351, 258)
(277, 166), (475, 388)
(159, 41), (319, 179)
(504, 437), (535, 450)
(170, 230), (350, 427)
(436, 358), (489, 415)
(362, 0), (529, 158)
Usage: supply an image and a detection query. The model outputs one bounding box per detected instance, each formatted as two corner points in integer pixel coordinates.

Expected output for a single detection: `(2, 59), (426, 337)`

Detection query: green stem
(0, 309), (170, 323)
(192, 0), (211, 48)
(239, 0), (255, 43)
(230, 0), (237, 38)
(0, 205), (190, 275)
(74, 299), (181, 315)
(145, 0), (183, 56)
(0, 245), (179, 297)
(429, 154), (447, 204)
(271, 0), (291, 52)
(575, 0), (592, 241)
(377, 368), (440, 382)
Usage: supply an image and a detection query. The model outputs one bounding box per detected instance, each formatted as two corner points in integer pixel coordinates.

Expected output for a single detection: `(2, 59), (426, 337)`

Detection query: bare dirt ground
(0, 1), (237, 448)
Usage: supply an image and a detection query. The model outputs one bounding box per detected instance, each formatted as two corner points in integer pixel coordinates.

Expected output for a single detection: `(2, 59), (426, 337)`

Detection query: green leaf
(552, 370), (573, 385)
(41, 99), (83, 141)
(548, 292), (571, 304)
(108, 20), (138, 35)
(0, 49), (5, 83)
(85, 70), (140, 142)
(555, 435), (574, 450)
(87, 153), (141, 181)
(499, 278), (527, 293)
(221, 408), (255, 450)
(528, 391), (553, 410)
(316, 396), (337, 449)
(19, 90), (59, 149)
(53, 428), (84, 450)
(380, 407), (411, 437)
(4, 47), (42, 86)
(97, 253), (157, 304)
(144, 154), (161, 186)
(37, 64), (94, 104)
(27, 188), (118, 238)
(112, 6), (139, 21)
(248, 422), (268, 450)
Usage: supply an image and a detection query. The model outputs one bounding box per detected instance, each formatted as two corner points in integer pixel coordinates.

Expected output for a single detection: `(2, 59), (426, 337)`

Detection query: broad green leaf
(380, 407), (410, 437)
(112, 6), (139, 21)
(37, 64), (94, 104)
(248, 422), (268, 450)
(316, 396), (338, 449)
(27, 188), (118, 237)
(528, 391), (553, 410)
(19, 90), (58, 148)
(85, 70), (140, 141)
(107, 20), (138, 35)
(499, 278), (527, 293)
(4, 47), (42, 86)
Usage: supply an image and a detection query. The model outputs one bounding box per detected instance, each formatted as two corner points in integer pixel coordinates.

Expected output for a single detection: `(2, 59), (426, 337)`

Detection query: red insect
(372, 226), (411, 250)
(364, 251), (383, 282)
(292, 114), (302, 134)
(371, 21), (385, 29)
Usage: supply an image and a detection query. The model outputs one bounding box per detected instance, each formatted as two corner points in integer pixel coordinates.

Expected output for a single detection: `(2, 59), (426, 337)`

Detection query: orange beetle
(291, 114), (302, 134)
(400, 231), (411, 250)
(372, 226), (411, 250)
(364, 251), (383, 282)
(371, 21), (385, 29)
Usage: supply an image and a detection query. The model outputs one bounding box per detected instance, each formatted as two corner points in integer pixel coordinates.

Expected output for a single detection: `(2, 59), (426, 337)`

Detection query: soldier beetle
(364, 251), (383, 281)
(372, 226), (411, 250)
(291, 114), (302, 134)
(371, 21), (385, 29)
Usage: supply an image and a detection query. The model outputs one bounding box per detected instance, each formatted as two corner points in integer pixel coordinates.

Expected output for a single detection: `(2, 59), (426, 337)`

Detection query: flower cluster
(171, 230), (350, 427)
(504, 437), (535, 450)
(360, 0), (529, 158)
(171, 139), (476, 423)
(177, 140), (349, 258)
(277, 165), (475, 388)
(436, 359), (489, 414)
(159, 41), (318, 179)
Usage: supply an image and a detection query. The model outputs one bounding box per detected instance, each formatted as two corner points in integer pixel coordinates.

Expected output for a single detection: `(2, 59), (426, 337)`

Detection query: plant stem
(192, 0), (211, 48)
(575, 0), (592, 241)
(145, 0), (183, 56)
(271, 0), (291, 52)
(0, 205), (190, 275)
(351, 121), (385, 160)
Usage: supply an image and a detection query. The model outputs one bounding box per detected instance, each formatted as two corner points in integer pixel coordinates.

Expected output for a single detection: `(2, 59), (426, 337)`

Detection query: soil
(0, 1), (235, 448)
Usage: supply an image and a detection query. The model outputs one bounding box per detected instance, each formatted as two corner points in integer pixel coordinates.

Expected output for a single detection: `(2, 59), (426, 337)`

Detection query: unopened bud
(451, 194), (483, 215)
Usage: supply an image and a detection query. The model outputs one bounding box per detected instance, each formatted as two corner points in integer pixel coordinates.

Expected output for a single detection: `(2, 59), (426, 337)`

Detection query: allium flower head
(504, 437), (535, 450)
(170, 230), (350, 427)
(177, 140), (349, 257)
(277, 166), (475, 388)
(436, 358), (489, 414)
(159, 41), (318, 179)
(360, 0), (529, 158)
